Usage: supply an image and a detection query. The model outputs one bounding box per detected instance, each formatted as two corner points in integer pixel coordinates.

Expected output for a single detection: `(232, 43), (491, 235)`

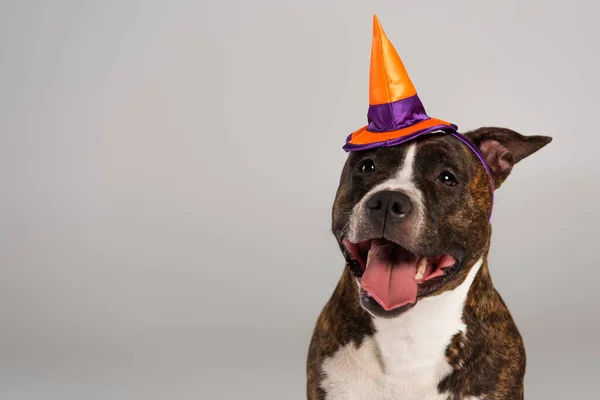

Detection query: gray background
(0, 0), (597, 399)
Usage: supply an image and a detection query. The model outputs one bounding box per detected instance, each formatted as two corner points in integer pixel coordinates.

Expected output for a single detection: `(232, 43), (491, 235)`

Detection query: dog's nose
(366, 190), (412, 218)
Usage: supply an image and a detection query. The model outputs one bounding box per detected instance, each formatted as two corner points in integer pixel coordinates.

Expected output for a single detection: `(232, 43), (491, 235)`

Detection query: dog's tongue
(361, 241), (418, 311)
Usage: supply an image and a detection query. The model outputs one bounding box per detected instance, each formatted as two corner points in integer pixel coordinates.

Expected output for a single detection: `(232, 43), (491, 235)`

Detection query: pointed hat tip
(372, 14), (381, 30)
(372, 14), (386, 39)
(368, 13), (417, 105)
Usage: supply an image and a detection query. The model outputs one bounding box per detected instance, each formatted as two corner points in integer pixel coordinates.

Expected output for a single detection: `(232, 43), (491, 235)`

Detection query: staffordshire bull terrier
(306, 16), (552, 400)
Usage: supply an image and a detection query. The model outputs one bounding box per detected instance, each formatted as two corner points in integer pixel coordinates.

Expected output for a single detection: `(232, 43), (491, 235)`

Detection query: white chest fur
(320, 259), (482, 400)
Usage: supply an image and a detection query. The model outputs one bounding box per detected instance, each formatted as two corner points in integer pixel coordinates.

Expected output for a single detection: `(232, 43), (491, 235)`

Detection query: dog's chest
(320, 260), (482, 400)
(320, 336), (452, 400)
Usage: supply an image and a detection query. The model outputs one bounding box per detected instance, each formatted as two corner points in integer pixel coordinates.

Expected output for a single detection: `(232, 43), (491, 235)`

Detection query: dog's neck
(369, 258), (484, 373)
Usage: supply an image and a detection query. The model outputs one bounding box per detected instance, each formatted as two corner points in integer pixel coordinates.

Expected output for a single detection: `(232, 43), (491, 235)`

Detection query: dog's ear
(464, 127), (552, 189)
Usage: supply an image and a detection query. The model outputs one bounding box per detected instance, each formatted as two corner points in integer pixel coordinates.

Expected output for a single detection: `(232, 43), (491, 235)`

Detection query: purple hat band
(450, 132), (495, 220)
(342, 93), (458, 151)
(367, 94), (430, 132)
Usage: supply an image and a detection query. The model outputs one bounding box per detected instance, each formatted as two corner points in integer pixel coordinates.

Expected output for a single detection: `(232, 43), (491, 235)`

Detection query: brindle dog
(307, 127), (551, 400)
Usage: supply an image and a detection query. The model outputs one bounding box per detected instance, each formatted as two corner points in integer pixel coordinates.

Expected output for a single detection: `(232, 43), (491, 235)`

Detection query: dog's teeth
(415, 258), (427, 280)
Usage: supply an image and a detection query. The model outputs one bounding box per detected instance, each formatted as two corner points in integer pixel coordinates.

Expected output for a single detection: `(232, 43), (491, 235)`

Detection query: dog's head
(332, 127), (551, 318)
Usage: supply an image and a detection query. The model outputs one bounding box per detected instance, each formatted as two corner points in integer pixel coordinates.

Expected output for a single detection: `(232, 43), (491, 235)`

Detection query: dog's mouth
(342, 238), (460, 313)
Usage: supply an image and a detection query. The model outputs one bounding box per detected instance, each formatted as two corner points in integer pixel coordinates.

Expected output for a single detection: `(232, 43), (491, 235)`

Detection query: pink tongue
(361, 242), (418, 311)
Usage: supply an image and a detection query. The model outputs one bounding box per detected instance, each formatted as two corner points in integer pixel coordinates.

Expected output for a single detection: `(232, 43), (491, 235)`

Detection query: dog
(306, 127), (551, 399)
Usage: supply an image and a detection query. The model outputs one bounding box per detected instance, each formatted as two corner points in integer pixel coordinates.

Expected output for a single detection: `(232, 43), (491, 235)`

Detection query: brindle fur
(307, 128), (551, 399)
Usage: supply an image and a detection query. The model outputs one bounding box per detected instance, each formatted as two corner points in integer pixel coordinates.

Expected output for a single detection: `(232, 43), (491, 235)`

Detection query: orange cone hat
(343, 15), (458, 151)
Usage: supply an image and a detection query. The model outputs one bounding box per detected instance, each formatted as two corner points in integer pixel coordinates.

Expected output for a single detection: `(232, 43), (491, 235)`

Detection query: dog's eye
(358, 160), (375, 174)
(438, 171), (458, 186)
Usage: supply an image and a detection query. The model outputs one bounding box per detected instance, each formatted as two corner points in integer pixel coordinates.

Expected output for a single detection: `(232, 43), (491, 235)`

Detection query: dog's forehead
(414, 134), (473, 171)
(346, 133), (470, 172)
(416, 133), (463, 155)
(347, 143), (410, 169)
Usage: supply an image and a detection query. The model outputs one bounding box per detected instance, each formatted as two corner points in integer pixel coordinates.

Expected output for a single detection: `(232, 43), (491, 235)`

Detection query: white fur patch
(396, 143), (417, 183)
(320, 258), (483, 400)
(348, 143), (425, 243)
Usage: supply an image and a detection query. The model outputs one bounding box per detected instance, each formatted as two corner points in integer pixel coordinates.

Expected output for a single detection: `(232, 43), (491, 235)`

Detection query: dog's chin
(359, 289), (416, 318)
(341, 237), (464, 318)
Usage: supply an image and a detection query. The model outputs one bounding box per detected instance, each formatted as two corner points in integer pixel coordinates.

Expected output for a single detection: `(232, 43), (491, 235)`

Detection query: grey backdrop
(1, 1), (597, 399)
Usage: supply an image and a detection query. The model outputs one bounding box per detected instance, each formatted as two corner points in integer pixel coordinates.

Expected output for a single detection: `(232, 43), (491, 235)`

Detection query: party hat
(343, 15), (458, 151)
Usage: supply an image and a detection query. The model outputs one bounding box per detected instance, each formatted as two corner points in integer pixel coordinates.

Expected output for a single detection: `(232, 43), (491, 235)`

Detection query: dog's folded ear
(464, 127), (552, 189)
